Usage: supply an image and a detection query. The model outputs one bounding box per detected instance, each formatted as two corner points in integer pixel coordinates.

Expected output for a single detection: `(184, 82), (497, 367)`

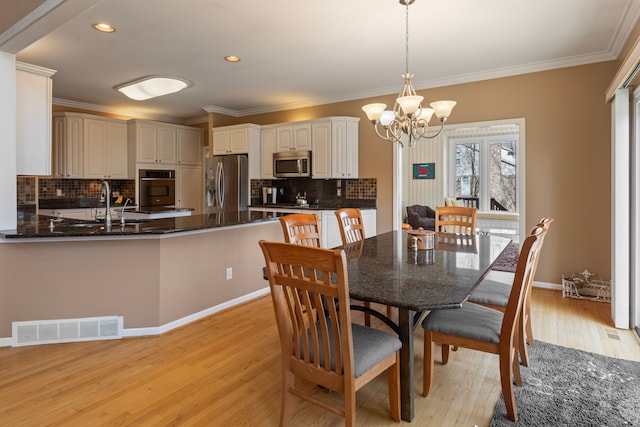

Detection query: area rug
(492, 243), (519, 272)
(491, 341), (640, 426)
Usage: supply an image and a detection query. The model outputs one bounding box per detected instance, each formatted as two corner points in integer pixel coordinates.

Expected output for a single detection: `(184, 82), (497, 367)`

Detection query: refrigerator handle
(217, 161), (224, 208)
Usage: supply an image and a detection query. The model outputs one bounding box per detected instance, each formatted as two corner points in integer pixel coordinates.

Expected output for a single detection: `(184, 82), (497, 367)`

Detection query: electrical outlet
(226, 267), (232, 280)
(56, 189), (62, 197)
(337, 188), (342, 197)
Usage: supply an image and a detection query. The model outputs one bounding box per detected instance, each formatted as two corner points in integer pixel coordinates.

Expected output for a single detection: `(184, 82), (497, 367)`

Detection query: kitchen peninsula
(0, 211), (284, 345)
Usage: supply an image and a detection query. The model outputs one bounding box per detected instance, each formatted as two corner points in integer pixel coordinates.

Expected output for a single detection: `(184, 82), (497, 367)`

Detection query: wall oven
(139, 169), (175, 207)
(273, 150), (311, 178)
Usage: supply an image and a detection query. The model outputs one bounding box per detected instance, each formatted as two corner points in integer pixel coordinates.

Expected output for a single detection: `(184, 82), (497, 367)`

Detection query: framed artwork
(412, 163), (435, 179)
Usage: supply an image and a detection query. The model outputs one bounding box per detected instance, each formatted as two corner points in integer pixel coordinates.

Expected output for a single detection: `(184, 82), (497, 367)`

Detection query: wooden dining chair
(421, 225), (546, 423)
(335, 208), (366, 245)
(279, 213), (322, 247)
(259, 240), (401, 426)
(468, 217), (554, 367)
(335, 208), (380, 326)
(435, 206), (477, 235)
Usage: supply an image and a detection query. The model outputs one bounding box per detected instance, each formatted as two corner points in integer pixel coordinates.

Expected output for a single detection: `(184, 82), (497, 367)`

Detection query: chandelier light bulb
(430, 100), (457, 120)
(362, 103), (387, 122)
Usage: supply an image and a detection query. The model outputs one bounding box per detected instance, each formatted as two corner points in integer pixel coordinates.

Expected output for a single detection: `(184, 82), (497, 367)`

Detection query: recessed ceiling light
(115, 76), (192, 101)
(224, 56), (241, 63)
(92, 23), (116, 33)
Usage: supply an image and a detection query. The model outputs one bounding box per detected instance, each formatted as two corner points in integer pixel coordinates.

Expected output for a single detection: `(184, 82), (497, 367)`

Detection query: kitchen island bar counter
(1, 211), (284, 239)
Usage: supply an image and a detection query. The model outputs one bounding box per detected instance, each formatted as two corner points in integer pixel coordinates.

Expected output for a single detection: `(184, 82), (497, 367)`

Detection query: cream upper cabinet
(311, 121), (331, 179)
(177, 127), (203, 165)
(53, 113), (84, 178)
(53, 113), (127, 179)
(16, 62), (56, 176)
(83, 117), (128, 179)
(156, 124), (178, 164)
(260, 126), (277, 179)
(312, 117), (359, 179)
(129, 120), (177, 165)
(213, 124), (260, 155)
(275, 123), (311, 152)
(330, 118), (359, 179)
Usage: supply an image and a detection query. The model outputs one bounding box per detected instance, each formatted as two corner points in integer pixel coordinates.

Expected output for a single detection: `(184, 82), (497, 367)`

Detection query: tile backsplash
(17, 177), (135, 205)
(250, 177), (376, 205)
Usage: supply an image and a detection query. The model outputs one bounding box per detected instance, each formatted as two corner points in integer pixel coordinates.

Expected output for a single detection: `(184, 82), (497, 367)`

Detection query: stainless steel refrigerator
(205, 154), (249, 214)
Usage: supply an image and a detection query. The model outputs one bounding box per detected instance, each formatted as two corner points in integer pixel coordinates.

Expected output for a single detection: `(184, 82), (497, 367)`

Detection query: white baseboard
(533, 280), (562, 291)
(0, 287), (271, 347)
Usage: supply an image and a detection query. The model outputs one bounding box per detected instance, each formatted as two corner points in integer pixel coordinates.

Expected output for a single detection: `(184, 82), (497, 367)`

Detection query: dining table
(343, 230), (512, 422)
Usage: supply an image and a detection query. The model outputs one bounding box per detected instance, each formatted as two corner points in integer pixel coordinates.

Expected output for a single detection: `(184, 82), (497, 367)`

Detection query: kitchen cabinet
(16, 62), (56, 176)
(275, 123), (311, 152)
(177, 127), (203, 165)
(212, 124), (260, 155)
(53, 113), (127, 179)
(176, 165), (202, 213)
(53, 113), (84, 178)
(312, 117), (360, 179)
(83, 117), (128, 179)
(128, 120), (177, 165)
(260, 126), (277, 179)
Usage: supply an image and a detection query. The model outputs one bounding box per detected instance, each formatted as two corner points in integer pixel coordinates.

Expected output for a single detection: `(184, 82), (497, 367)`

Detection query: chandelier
(362, 0), (456, 148)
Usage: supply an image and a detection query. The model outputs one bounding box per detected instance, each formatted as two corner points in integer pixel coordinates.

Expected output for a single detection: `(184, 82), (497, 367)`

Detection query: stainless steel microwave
(273, 150), (311, 178)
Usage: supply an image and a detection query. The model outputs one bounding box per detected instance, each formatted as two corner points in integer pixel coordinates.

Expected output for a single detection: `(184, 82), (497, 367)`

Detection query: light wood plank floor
(1, 284), (638, 426)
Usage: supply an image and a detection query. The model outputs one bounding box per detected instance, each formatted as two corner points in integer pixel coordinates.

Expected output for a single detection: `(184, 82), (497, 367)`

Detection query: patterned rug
(491, 341), (640, 426)
(492, 243), (519, 272)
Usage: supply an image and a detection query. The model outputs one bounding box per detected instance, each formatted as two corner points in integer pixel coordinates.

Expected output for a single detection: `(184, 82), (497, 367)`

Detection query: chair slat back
(280, 213), (322, 247)
(500, 226), (546, 343)
(335, 208), (365, 245)
(259, 241), (354, 390)
(435, 206), (477, 235)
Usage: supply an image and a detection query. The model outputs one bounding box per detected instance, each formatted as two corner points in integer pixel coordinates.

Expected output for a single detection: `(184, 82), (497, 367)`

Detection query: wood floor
(1, 281), (638, 426)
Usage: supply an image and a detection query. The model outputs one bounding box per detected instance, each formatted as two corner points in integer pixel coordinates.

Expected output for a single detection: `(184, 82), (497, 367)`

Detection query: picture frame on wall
(413, 163), (435, 179)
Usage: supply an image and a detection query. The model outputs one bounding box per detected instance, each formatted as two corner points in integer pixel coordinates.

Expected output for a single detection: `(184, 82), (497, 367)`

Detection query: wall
(211, 61), (616, 284)
(0, 221), (282, 337)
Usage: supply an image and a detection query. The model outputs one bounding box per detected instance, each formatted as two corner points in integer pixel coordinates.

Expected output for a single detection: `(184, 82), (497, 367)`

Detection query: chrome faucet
(100, 180), (112, 226)
(120, 198), (132, 225)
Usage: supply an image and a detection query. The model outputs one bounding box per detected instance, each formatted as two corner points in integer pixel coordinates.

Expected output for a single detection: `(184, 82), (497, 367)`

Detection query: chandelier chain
(405, 1), (409, 75)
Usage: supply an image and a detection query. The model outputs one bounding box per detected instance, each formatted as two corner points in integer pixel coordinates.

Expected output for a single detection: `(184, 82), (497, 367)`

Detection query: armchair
(406, 205), (436, 231)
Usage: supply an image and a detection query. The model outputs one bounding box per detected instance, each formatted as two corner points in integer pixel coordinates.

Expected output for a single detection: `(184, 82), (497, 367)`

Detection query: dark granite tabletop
(344, 230), (511, 311)
(1, 210), (284, 239)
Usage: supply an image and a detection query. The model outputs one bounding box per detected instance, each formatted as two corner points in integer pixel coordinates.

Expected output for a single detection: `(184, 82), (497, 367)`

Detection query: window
(449, 134), (519, 212)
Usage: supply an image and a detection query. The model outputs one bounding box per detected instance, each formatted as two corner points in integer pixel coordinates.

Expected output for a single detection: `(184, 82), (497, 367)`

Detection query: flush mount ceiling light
(224, 56), (241, 62)
(362, 0), (456, 148)
(115, 76), (192, 101)
(92, 23), (116, 33)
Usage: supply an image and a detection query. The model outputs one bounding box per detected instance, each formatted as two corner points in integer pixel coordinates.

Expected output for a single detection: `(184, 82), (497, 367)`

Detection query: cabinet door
(330, 120), (359, 178)
(276, 126), (293, 151)
(16, 67), (53, 176)
(66, 116), (84, 178)
(177, 165), (202, 213)
(106, 121), (128, 178)
(229, 128), (249, 153)
(311, 121), (331, 178)
(53, 117), (66, 178)
(212, 130), (230, 155)
(261, 127), (277, 179)
(157, 125), (177, 164)
(293, 123), (312, 150)
(321, 210), (342, 249)
(177, 128), (203, 165)
(136, 122), (158, 163)
(83, 118), (108, 179)
(362, 209), (377, 238)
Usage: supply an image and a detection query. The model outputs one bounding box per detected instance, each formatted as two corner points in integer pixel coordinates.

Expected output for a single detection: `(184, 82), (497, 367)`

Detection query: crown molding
(52, 97), (187, 124)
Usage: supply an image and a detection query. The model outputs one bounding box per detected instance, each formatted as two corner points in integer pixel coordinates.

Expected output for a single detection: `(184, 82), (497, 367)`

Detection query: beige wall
(213, 61), (617, 284)
(0, 221), (282, 337)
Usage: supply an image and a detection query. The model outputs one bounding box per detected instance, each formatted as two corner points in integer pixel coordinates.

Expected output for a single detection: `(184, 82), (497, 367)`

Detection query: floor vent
(12, 316), (123, 347)
(605, 328), (621, 341)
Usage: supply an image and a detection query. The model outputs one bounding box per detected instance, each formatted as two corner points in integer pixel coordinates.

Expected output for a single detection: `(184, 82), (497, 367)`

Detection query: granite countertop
(39, 197), (136, 209)
(1, 211), (283, 239)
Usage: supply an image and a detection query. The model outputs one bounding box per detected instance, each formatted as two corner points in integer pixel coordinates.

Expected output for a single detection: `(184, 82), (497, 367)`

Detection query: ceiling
(8, 0), (640, 123)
